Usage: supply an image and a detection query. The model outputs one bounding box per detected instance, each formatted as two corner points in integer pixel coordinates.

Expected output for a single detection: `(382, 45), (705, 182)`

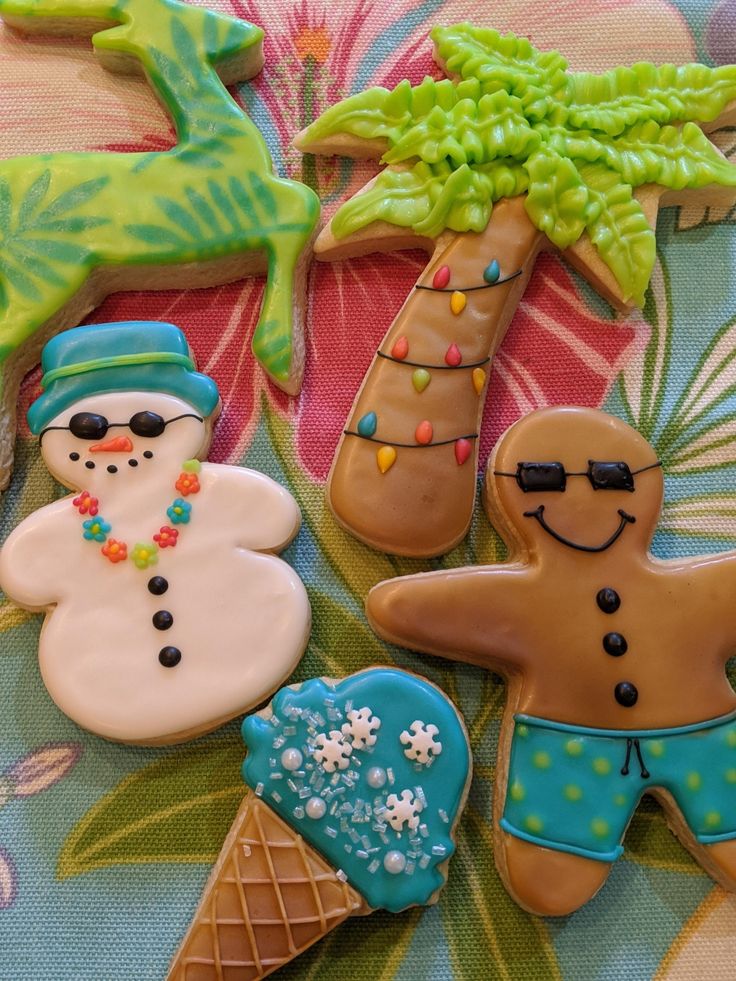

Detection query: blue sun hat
(27, 322), (220, 434)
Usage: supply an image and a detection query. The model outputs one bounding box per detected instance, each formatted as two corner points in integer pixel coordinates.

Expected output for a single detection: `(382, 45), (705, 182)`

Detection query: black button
(603, 632), (628, 657)
(159, 646), (181, 667)
(147, 576), (169, 596)
(596, 588), (620, 613)
(615, 682), (638, 707)
(153, 610), (173, 630)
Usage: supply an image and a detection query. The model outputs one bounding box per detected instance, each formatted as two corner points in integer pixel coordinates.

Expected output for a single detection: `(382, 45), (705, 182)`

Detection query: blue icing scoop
(242, 667), (471, 913)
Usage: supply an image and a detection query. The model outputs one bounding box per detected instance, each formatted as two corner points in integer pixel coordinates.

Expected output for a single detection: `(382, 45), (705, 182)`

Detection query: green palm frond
(566, 61), (736, 135)
(332, 160), (528, 241)
(303, 22), (736, 304)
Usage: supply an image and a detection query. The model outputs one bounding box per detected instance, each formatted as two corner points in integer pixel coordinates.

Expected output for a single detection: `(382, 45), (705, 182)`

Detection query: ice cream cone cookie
(367, 407), (736, 915)
(168, 667), (471, 979)
(0, 322), (310, 744)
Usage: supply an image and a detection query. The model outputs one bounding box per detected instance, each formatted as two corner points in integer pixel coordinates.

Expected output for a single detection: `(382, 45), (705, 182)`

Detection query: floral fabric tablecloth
(1, 0), (736, 978)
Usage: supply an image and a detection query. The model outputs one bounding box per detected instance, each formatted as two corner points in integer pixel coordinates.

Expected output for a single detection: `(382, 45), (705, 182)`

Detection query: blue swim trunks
(500, 712), (736, 862)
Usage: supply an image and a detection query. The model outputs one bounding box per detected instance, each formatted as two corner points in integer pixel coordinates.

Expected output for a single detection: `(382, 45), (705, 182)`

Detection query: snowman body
(0, 391), (310, 743)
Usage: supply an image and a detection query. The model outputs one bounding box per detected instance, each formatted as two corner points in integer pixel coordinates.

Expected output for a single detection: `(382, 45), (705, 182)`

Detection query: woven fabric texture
(1, 0), (736, 978)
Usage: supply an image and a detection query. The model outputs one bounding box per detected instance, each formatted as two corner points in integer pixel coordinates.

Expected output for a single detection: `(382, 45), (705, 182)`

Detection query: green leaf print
(57, 738), (244, 878)
(0, 171), (107, 306)
(442, 806), (562, 980)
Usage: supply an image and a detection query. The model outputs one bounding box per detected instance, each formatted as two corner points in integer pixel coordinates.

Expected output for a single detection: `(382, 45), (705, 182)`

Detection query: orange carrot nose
(90, 435), (134, 453)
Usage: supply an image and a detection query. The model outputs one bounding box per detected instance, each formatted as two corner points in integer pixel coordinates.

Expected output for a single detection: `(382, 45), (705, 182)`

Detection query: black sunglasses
(494, 460), (662, 493)
(40, 411), (203, 443)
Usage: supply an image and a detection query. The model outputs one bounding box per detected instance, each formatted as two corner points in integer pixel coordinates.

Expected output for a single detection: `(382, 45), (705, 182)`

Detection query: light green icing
(303, 22), (736, 305)
(0, 0), (319, 384)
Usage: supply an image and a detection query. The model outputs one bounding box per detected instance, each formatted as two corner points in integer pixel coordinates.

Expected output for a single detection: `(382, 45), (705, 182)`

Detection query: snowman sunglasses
(494, 460), (662, 493)
(39, 410), (203, 443)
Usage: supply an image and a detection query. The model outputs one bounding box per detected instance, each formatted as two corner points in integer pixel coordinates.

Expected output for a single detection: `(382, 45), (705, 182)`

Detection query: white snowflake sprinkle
(400, 721), (442, 765)
(385, 789), (424, 832)
(313, 731), (353, 772)
(341, 706), (381, 750)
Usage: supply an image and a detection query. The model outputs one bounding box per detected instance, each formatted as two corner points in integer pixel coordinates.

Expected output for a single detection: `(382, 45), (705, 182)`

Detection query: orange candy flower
(101, 539), (127, 564)
(175, 472), (200, 496)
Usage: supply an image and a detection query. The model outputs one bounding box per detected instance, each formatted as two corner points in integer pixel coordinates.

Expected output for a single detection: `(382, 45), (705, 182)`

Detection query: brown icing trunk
(168, 790), (364, 980)
(327, 196), (544, 557)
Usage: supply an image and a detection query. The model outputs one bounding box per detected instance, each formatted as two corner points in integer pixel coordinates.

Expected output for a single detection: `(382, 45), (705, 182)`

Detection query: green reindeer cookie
(0, 0), (319, 485)
(296, 24), (736, 558)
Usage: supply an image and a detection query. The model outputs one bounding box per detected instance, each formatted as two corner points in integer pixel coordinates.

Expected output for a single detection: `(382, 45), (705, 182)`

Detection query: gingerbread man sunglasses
(494, 460), (662, 493)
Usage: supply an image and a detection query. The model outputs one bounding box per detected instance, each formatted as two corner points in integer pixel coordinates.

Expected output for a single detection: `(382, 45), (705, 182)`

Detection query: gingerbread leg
(499, 832), (612, 916)
(702, 841), (736, 890)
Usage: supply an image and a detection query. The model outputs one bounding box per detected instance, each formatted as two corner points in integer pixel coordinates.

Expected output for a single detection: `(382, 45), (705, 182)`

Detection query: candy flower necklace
(73, 459), (201, 570)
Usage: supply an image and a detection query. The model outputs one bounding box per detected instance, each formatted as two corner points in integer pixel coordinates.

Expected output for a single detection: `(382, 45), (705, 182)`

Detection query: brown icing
(367, 407), (736, 729)
(366, 407), (736, 914)
(328, 196), (543, 557)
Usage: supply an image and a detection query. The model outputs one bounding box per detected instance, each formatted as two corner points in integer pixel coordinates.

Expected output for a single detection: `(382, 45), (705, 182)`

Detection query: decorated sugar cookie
(296, 24), (736, 557)
(0, 0), (319, 488)
(367, 407), (736, 915)
(168, 667), (471, 979)
(0, 322), (310, 744)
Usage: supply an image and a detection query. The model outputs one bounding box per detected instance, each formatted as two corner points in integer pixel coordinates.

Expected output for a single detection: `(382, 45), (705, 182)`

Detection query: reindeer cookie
(367, 407), (736, 915)
(0, 0), (319, 487)
(0, 322), (310, 744)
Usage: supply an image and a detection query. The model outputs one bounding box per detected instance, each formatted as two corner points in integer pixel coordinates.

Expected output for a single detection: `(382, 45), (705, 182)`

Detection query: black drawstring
(621, 738), (649, 778)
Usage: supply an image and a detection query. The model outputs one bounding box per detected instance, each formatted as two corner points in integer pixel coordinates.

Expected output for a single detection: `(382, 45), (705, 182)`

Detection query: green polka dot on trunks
(500, 712), (736, 861)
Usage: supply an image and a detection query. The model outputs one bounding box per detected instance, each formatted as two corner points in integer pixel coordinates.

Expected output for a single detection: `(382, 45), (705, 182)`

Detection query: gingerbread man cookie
(367, 406), (736, 915)
(0, 321), (310, 744)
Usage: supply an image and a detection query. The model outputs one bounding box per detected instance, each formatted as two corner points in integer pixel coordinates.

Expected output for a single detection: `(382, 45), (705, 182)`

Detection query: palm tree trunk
(327, 196), (544, 557)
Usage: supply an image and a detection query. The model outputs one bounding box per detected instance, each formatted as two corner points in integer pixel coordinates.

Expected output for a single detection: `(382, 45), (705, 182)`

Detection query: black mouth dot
(107, 465), (118, 474)
(69, 452), (80, 462)
(143, 451), (154, 460)
(128, 459), (138, 468)
(85, 461), (95, 470)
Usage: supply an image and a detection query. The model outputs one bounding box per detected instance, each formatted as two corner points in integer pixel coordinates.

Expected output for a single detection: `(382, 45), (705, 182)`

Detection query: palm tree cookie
(296, 24), (736, 557)
(367, 407), (736, 915)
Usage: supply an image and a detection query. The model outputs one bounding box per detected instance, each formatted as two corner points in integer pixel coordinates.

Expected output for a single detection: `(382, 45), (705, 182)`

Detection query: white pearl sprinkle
(383, 850), (407, 875)
(306, 796), (327, 820)
(281, 748), (303, 771)
(366, 766), (387, 789)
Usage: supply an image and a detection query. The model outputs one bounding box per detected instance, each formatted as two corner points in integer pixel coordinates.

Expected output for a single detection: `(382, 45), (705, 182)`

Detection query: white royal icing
(0, 391), (310, 743)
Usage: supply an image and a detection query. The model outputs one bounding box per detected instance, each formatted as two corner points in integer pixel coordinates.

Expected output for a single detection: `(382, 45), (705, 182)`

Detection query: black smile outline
(523, 506), (636, 553)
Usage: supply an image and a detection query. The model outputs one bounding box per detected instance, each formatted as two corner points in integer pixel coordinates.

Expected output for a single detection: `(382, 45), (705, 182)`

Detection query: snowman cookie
(0, 322), (310, 744)
(367, 407), (736, 915)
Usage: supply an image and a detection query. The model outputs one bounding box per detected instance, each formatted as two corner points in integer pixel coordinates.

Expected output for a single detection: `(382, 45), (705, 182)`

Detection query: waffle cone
(168, 789), (365, 980)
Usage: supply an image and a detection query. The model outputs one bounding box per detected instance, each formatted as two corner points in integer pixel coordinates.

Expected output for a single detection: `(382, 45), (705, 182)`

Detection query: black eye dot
(107, 465), (118, 474)
(129, 411), (165, 437)
(69, 452), (80, 461)
(143, 451), (154, 459)
(69, 412), (108, 440)
(128, 459), (138, 468)
(85, 461), (95, 470)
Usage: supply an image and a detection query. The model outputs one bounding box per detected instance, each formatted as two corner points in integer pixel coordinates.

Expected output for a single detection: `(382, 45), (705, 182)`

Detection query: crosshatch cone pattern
(169, 790), (364, 980)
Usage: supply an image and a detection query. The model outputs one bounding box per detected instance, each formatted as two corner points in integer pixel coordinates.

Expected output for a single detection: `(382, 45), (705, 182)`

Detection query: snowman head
(28, 323), (220, 492)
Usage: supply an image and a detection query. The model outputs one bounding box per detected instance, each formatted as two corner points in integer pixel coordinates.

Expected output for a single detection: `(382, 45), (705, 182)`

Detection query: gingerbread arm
(366, 567), (528, 673)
